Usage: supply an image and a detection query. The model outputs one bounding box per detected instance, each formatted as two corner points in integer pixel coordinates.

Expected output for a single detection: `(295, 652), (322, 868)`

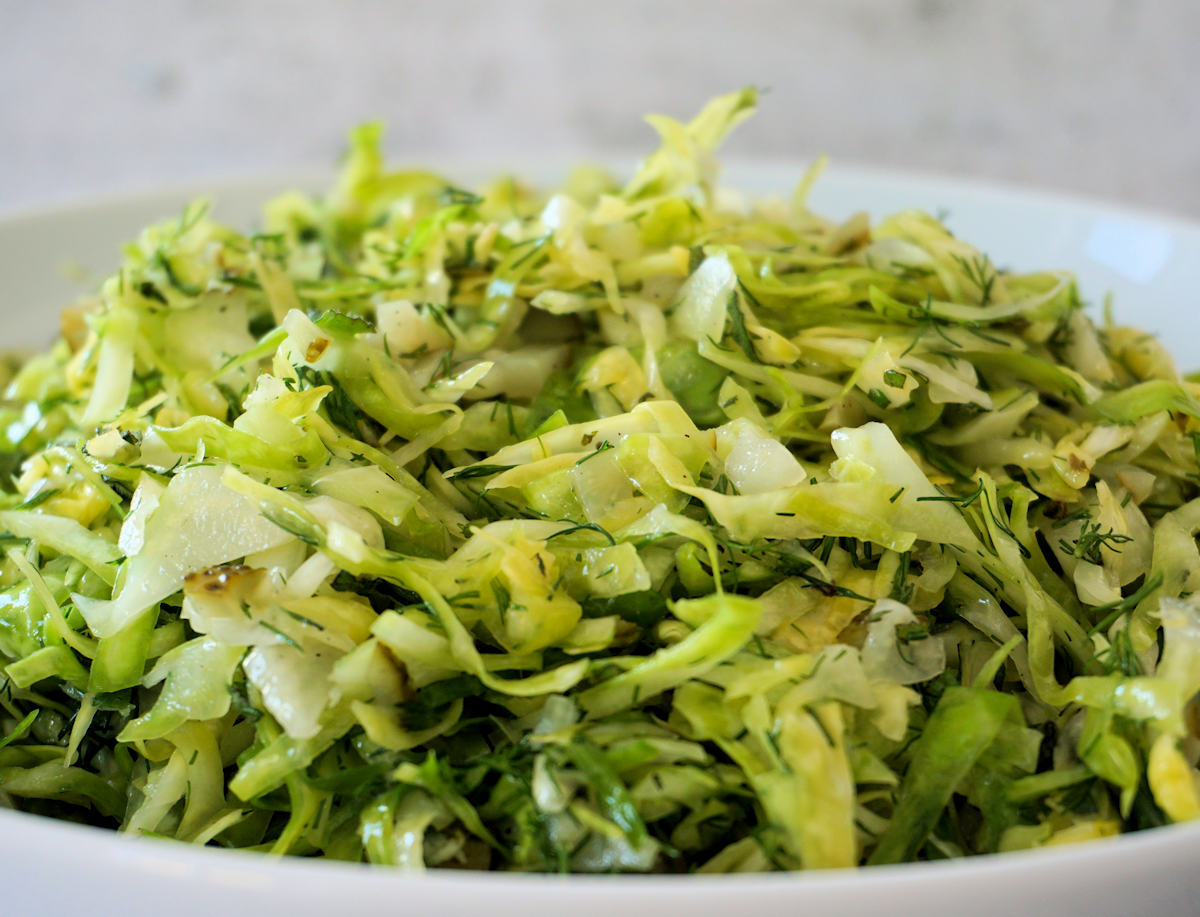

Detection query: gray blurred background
(1, 0), (1196, 216)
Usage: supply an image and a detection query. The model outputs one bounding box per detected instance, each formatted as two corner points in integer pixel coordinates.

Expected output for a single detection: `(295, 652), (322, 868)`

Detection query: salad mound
(1, 89), (1198, 871)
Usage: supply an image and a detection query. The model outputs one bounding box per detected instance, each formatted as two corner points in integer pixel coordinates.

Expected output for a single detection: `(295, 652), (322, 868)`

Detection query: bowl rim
(2, 803), (1198, 892)
(0, 155), (1196, 233)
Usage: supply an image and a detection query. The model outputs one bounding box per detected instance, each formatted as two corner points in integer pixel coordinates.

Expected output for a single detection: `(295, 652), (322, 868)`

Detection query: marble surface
(1, 0), (1196, 217)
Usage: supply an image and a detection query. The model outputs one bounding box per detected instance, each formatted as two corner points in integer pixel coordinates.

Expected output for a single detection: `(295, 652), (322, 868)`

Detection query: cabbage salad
(1, 89), (1198, 872)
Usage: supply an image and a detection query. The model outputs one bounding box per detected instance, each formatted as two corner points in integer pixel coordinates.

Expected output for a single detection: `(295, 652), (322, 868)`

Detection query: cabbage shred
(1, 89), (1199, 871)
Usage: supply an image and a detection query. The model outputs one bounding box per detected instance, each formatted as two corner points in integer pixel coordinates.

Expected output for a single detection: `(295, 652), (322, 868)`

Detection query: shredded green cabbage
(1, 88), (1198, 871)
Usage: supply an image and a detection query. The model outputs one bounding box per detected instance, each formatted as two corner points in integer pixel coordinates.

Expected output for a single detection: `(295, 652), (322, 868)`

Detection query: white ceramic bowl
(2, 163), (1199, 917)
